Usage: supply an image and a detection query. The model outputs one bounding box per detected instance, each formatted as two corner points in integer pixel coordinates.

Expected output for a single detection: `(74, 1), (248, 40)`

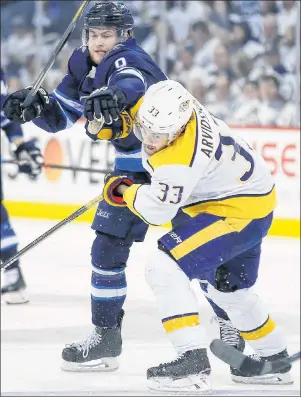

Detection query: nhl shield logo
(179, 100), (190, 112)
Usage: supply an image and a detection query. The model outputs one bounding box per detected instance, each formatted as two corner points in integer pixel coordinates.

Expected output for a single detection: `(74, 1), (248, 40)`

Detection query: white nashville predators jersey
(124, 99), (276, 226)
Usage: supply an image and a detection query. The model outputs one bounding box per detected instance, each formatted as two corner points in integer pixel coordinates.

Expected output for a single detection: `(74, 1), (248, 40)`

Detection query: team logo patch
(179, 100), (190, 112)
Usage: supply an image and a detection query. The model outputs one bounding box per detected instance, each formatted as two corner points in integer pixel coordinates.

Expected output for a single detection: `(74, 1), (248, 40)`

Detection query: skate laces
(157, 353), (186, 369)
(211, 316), (242, 346)
(69, 328), (103, 358)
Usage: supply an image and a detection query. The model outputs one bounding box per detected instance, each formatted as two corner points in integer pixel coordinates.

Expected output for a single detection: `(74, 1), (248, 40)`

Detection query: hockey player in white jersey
(102, 80), (293, 393)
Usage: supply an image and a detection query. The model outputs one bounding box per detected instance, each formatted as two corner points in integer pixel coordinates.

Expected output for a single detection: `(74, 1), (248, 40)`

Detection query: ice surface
(1, 218), (300, 396)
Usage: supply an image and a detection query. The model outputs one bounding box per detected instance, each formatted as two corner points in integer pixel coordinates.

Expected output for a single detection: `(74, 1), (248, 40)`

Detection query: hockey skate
(216, 317), (293, 385)
(1, 266), (29, 304)
(231, 349), (294, 385)
(147, 349), (212, 394)
(61, 309), (124, 372)
(216, 317), (246, 353)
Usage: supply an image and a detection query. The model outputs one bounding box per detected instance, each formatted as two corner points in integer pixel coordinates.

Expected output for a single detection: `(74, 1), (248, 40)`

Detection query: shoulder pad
(68, 46), (94, 82)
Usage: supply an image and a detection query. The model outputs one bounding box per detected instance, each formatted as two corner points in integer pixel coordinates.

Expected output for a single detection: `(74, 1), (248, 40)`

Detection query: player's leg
(152, 211), (292, 385)
(206, 242), (293, 385)
(61, 172), (149, 371)
(174, 210), (245, 357)
(200, 282), (246, 354)
(145, 249), (211, 393)
(1, 199), (28, 304)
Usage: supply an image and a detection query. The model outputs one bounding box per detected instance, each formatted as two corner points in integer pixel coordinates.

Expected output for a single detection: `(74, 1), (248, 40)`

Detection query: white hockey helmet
(134, 80), (194, 145)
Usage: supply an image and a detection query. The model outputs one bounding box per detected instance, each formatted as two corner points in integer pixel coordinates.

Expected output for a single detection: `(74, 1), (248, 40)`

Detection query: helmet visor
(133, 116), (169, 145)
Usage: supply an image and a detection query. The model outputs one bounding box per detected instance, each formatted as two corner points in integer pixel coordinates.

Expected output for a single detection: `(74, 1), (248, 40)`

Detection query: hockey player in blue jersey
(1, 67), (43, 304)
(3, 2), (167, 371)
(3, 2), (246, 376)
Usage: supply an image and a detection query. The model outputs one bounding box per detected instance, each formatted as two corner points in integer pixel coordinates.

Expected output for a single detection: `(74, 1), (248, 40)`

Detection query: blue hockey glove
(11, 138), (44, 179)
(84, 86), (127, 124)
(3, 87), (50, 124)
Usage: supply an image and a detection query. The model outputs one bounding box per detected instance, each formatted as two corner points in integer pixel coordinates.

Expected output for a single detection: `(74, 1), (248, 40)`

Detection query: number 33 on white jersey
(124, 99), (276, 226)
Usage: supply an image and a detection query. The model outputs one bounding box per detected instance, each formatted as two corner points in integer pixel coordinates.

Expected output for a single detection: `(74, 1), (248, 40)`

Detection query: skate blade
(60, 357), (119, 372)
(2, 290), (29, 305)
(148, 374), (212, 395)
(231, 371), (294, 385)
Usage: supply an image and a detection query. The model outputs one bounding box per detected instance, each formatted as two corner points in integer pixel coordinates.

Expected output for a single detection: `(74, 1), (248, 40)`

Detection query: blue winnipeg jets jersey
(33, 38), (167, 172)
(1, 68), (23, 141)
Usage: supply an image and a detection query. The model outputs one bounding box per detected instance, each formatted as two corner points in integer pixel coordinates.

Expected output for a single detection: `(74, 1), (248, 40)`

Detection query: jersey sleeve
(123, 165), (199, 226)
(1, 72), (23, 141)
(32, 48), (87, 132)
(93, 48), (146, 108)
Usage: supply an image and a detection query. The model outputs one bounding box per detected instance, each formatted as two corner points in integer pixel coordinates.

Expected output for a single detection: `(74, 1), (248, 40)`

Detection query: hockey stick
(1, 159), (111, 175)
(0, 192), (103, 270)
(22, 0), (91, 108)
(210, 339), (300, 376)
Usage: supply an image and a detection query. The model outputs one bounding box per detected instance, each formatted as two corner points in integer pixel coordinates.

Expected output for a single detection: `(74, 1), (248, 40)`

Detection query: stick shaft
(22, 0), (90, 108)
(1, 193), (103, 270)
(2, 159), (111, 175)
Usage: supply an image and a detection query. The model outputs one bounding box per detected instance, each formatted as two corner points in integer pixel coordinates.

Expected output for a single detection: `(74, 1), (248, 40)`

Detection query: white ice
(1, 218), (300, 396)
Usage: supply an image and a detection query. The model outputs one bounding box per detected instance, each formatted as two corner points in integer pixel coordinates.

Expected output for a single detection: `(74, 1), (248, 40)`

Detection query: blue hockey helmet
(83, 2), (134, 45)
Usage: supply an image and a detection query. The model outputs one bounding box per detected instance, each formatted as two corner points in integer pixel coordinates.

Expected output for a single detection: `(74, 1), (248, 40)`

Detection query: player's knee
(207, 283), (258, 313)
(91, 232), (131, 270)
(145, 250), (188, 290)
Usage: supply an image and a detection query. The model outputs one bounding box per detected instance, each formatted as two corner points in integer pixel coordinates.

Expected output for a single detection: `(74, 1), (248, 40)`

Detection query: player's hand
(11, 138), (44, 179)
(103, 172), (134, 207)
(3, 87), (50, 124)
(86, 110), (133, 141)
(84, 86), (127, 124)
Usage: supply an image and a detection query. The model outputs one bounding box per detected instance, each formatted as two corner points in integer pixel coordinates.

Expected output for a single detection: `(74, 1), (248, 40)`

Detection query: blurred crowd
(1, 0), (300, 127)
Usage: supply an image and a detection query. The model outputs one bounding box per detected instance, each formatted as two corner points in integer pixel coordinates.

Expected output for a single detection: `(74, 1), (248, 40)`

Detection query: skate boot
(216, 316), (246, 353)
(61, 309), (124, 372)
(147, 348), (212, 394)
(231, 349), (294, 385)
(1, 266), (29, 304)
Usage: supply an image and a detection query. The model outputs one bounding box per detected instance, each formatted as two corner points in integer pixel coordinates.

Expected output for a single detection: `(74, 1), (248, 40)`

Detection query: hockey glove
(3, 87), (50, 124)
(86, 110), (133, 141)
(84, 86), (127, 125)
(11, 138), (44, 179)
(103, 173), (134, 207)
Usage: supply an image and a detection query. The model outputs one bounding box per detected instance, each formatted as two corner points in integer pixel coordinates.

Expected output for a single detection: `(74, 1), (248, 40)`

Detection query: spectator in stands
(228, 21), (264, 60)
(209, 0), (232, 43)
(2, 17), (35, 69)
(190, 20), (220, 68)
(230, 80), (261, 125)
(141, 12), (177, 75)
(259, 0), (279, 16)
(279, 26), (298, 73)
(206, 74), (236, 121)
(170, 44), (208, 88)
(277, 0), (298, 36)
(186, 73), (208, 104)
(260, 13), (281, 51)
(256, 74), (286, 125)
(167, 0), (212, 44)
(206, 44), (236, 81)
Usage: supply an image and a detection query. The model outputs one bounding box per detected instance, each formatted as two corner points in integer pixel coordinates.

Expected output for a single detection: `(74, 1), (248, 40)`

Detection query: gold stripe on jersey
(240, 316), (276, 341)
(182, 187), (276, 220)
(129, 95), (144, 118)
(162, 314), (200, 333)
(170, 218), (252, 261)
(147, 111), (198, 171)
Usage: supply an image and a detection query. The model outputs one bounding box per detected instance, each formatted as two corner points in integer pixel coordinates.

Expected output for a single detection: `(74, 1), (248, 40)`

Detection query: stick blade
(210, 339), (245, 367)
(210, 339), (266, 376)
